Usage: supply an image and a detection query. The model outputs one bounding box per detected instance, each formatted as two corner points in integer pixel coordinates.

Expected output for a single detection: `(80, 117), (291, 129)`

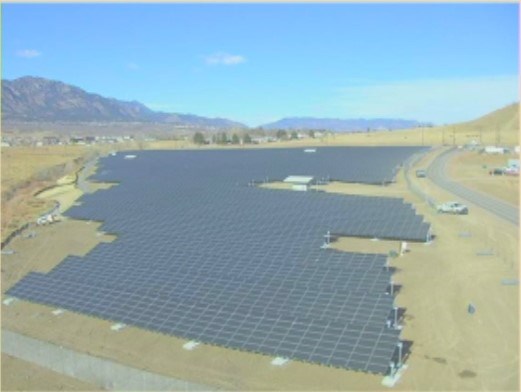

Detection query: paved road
(427, 148), (519, 226)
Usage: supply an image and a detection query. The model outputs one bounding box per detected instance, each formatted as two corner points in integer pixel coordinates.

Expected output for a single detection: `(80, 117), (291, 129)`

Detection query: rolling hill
(453, 102), (519, 135)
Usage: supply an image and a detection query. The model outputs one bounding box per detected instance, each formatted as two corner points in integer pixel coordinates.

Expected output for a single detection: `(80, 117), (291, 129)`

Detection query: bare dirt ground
(447, 150), (519, 206)
(1, 220), (115, 291)
(1, 145), (519, 390)
(1, 354), (99, 391)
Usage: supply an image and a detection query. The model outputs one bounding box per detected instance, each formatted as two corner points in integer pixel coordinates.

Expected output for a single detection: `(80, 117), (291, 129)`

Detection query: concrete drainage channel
(2, 329), (213, 391)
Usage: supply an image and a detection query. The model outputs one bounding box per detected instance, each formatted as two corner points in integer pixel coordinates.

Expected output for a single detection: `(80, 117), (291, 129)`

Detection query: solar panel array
(8, 147), (429, 374)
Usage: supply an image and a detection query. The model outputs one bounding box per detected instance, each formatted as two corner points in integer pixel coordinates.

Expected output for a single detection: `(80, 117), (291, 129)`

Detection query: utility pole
(452, 127), (456, 146)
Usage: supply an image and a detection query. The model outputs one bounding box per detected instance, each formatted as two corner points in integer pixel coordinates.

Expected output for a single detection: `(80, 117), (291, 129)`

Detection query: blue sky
(2, 3), (519, 126)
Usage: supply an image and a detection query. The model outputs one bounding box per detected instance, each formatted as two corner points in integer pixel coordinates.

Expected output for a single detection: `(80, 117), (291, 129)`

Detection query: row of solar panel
(8, 271), (400, 374)
(8, 147), (426, 374)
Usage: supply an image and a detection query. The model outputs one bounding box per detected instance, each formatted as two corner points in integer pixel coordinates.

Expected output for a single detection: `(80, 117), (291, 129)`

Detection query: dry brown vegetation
(448, 150), (519, 206)
(0, 143), (138, 242)
(1, 146), (90, 241)
(148, 103), (519, 150)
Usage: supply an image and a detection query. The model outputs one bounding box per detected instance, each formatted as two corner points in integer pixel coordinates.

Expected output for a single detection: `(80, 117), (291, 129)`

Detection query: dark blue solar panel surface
(8, 147), (429, 374)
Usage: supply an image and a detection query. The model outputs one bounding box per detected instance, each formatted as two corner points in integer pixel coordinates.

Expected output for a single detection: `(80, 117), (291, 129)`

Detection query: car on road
(437, 201), (469, 215)
(415, 169), (427, 178)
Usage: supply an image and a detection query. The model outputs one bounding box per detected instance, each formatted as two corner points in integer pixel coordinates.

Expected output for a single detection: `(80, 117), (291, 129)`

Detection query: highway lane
(427, 148), (519, 226)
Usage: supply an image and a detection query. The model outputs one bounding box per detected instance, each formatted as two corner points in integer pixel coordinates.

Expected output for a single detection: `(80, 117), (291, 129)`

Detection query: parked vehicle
(504, 167), (519, 176)
(489, 168), (505, 176)
(415, 169), (427, 178)
(437, 201), (469, 215)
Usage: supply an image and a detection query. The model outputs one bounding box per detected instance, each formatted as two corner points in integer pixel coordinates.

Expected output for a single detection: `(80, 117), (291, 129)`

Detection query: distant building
(283, 175), (314, 191)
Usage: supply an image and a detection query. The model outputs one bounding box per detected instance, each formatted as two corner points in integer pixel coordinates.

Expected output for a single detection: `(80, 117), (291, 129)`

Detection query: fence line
(403, 149), (438, 210)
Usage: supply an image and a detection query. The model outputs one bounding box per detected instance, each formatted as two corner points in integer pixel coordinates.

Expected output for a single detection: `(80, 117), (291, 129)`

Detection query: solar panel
(7, 147), (429, 375)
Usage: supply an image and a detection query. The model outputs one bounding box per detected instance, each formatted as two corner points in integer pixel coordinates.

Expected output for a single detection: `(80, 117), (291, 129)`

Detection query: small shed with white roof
(283, 175), (314, 191)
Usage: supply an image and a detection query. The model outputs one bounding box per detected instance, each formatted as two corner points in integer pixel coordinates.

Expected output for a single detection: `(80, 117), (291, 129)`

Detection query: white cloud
(204, 52), (246, 66)
(330, 75), (519, 124)
(16, 49), (41, 58)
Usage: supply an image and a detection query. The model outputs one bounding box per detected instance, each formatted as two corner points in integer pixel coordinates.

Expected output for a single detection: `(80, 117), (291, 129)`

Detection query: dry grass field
(447, 150), (519, 206)
(0, 143), (138, 242)
(1, 145), (90, 242)
(146, 103), (518, 150)
(1, 145), (89, 197)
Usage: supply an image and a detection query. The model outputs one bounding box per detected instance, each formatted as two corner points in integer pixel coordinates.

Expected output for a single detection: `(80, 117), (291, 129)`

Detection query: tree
(219, 132), (228, 144)
(243, 133), (252, 144)
(290, 131), (298, 140)
(231, 133), (240, 144)
(276, 130), (287, 140)
(308, 130), (315, 139)
(193, 132), (205, 145)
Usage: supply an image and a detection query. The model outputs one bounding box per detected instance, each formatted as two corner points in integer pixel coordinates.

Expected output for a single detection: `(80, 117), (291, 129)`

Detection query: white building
(283, 175), (314, 191)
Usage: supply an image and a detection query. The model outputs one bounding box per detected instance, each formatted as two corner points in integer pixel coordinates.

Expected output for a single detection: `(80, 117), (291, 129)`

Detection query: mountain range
(2, 76), (428, 131)
(260, 117), (428, 131)
(1, 76), (246, 129)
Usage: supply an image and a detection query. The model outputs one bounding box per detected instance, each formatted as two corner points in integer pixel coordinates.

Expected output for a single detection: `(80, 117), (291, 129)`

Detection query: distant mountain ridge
(1, 76), (246, 128)
(2, 76), (430, 131)
(261, 117), (428, 131)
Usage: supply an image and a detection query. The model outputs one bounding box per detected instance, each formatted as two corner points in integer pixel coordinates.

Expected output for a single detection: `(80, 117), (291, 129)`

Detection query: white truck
(437, 201), (469, 215)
